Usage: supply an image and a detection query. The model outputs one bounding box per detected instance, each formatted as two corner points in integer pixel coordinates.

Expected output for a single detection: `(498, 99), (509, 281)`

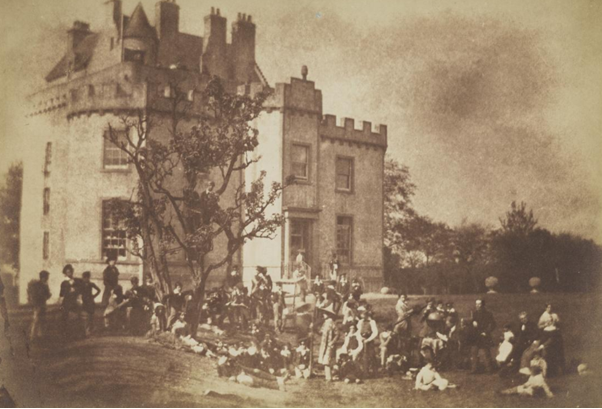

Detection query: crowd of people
(22, 256), (576, 398)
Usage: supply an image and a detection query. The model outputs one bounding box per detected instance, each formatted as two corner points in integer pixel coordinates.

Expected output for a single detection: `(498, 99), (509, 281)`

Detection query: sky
(0, 0), (601, 242)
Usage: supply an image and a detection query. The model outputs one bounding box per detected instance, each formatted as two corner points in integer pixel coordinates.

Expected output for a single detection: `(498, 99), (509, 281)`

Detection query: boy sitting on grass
(415, 361), (457, 391)
(499, 365), (553, 398)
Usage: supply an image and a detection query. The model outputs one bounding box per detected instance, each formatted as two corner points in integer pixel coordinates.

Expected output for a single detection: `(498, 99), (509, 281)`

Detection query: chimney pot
(301, 65), (308, 80)
(216, 8), (220, 16)
(211, 6), (215, 14)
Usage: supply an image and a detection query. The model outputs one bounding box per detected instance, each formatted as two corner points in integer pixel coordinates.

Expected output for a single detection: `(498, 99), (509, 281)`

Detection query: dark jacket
(27, 280), (51, 307)
(60, 278), (83, 311)
(471, 308), (496, 347)
(103, 265), (120, 288)
(515, 321), (538, 350)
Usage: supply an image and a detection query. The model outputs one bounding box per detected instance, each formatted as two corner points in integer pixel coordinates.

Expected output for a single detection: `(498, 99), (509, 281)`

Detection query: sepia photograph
(0, 0), (601, 407)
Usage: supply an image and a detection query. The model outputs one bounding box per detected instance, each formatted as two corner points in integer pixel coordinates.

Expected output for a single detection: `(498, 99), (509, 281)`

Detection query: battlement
(265, 77), (322, 114)
(320, 114), (387, 148)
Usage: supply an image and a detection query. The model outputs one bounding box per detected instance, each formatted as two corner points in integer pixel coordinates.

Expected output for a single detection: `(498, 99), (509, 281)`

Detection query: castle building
(20, 0), (387, 302)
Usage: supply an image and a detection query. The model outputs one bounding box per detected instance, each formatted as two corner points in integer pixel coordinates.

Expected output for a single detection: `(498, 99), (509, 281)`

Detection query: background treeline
(384, 157), (602, 294)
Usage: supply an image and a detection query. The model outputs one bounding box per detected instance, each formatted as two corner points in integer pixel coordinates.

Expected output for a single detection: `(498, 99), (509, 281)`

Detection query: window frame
(291, 143), (310, 182)
(101, 200), (128, 261)
(44, 142), (52, 176)
(43, 188), (50, 215)
(43, 231), (49, 260)
(123, 48), (145, 63)
(335, 155), (354, 193)
(102, 129), (130, 170)
(335, 215), (353, 265)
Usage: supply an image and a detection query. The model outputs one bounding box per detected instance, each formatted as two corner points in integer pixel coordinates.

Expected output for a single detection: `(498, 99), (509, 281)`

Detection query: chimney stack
(201, 7), (228, 77)
(67, 21), (91, 54)
(155, 0), (180, 39)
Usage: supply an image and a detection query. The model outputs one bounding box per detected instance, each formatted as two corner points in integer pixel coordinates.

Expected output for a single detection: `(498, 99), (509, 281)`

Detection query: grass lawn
(1, 292), (601, 407)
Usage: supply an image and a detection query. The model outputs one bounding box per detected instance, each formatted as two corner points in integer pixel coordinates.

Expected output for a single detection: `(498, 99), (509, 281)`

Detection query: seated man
(335, 353), (362, 384)
(162, 282), (193, 330)
(496, 324), (515, 367)
(294, 339), (312, 379)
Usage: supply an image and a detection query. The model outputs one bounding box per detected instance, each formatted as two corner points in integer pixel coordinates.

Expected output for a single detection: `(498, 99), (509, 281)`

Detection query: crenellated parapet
(320, 114), (387, 149)
(264, 77), (322, 115)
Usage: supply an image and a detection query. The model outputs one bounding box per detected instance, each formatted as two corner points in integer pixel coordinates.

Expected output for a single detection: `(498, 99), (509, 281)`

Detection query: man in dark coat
(470, 299), (496, 373)
(511, 311), (538, 371)
(59, 264), (84, 338)
(28, 270), (52, 340)
(80, 271), (101, 336)
(102, 253), (120, 306)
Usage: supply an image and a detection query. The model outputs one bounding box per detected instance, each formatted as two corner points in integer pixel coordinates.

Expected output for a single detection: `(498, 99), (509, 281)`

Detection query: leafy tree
(104, 77), (288, 332)
(404, 215), (453, 293)
(0, 162), (22, 271)
(499, 200), (537, 236)
(383, 157), (417, 286)
(384, 157), (416, 253)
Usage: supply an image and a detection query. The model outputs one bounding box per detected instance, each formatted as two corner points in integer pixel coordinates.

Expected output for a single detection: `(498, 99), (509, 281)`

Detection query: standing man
(328, 252), (339, 282)
(393, 294), (415, 354)
(28, 270), (52, 341)
(80, 271), (101, 337)
(357, 310), (379, 377)
(470, 298), (496, 374)
(317, 307), (338, 381)
(350, 279), (363, 302)
(271, 283), (287, 333)
(102, 253), (120, 306)
(251, 266), (272, 324)
(0, 274), (8, 333)
(58, 264), (84, 339)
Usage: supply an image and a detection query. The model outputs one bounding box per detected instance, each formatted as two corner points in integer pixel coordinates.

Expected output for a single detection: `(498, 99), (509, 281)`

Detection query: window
(336, 157), (353, 191)
(336, 216), (353, 264)
(44, 142), (52, 175)
(290, 219), (311, 262)
(43, 232), (49, 260)
(102, 201), (127, 259)
(103, 130), (129, 169)
(291, 144), (309, 180)
(43, 188), (50, 215)
(124, 48), (145, 63)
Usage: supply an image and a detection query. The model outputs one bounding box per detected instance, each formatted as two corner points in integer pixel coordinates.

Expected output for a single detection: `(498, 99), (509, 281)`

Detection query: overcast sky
(1, 0), (601, 241)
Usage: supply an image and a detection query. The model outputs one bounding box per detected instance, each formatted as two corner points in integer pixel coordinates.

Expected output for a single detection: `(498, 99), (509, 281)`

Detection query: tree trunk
(188, 276), (209, 338)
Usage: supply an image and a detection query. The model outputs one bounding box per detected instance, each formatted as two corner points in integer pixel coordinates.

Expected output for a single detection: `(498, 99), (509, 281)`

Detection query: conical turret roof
(123, 3), (156, 39)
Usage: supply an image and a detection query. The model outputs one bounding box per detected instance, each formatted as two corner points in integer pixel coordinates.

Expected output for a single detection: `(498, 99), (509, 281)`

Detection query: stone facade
(20, 0), (387, 303)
